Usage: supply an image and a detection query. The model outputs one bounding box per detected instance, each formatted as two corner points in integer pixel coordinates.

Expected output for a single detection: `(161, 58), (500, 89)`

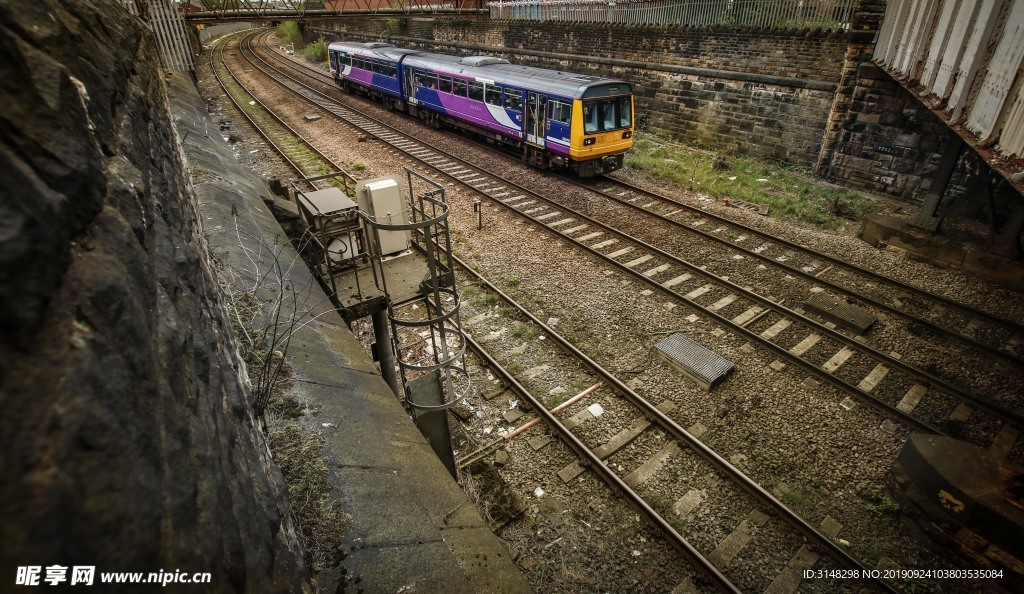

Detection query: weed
(506, 275), (521, 289)
(303, 36), (327, 63)
(275, 21), (301, 46)
(781, 482), (817, 517)
(270, 426), (352, 571)
(510, 322), (541, 340)
(506, 361), (524, 375)
(625, 133), (877, 229)
(855, 482), (900, 516)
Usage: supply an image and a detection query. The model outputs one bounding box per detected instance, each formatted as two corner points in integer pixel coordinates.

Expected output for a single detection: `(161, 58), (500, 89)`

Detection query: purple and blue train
(327, 41), (635, 177)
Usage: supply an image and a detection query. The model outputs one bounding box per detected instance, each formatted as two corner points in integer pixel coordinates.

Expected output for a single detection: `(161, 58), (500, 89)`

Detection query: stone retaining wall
(0, 3), (308, 589)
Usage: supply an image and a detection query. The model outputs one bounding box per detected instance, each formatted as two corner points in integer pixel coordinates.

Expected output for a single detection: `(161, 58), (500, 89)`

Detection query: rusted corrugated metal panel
(965, 0), (1024, 145)
(1000, 88), (1024, 156)
(876, 0), (1024, 159)
(947, 0), (1003, 120)
(917, 0), (961, 91)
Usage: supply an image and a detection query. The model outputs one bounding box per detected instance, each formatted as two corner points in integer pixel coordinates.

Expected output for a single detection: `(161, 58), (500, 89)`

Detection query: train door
(404, 66), (416, 105)
(525, 92), (547, 147)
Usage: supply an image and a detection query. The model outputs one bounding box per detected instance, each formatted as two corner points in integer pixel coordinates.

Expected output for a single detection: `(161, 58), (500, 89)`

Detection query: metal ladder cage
(291, 172), (369, 304)
(366, 169), (470, 412)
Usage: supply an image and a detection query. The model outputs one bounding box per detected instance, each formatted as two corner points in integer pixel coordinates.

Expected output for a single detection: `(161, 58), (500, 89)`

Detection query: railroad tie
(764, 545), (820, 594)
(991, 424), (1019, 457)
(708, 509), (770, 569)
(856, 363), (889, 393)
(672, 489), (705, 519)
(662, 273), (692, 288)
(896, 384), (927, 413)
(623, 442), (681, 488)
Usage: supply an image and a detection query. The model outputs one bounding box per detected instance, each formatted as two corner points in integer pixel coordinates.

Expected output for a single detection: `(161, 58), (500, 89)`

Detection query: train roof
(328, 40), (420, 62)
(328, 41), (631, 100)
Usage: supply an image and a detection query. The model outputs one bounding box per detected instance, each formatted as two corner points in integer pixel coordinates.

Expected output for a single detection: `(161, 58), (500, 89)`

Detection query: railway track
(209, 32), (348, 186)
(211, 29), (1016, 592)
(248, 31), (1024, 370)
(442, 253), (896, 593)
(237, 30), (1023, 458)
(586, 175), (1024, 366)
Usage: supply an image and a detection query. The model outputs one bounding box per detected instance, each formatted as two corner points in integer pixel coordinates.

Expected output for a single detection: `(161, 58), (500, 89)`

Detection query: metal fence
(120, 0), (195, 71)
(489, 0), (855, 28)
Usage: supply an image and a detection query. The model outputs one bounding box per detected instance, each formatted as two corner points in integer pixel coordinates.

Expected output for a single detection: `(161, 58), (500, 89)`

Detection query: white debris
(483, 427), (493, 435)
(587, 403), (604, 417)
(321, 423), (336, 428)
(534, 487), (545, 498)
(508, 400), (518, 410)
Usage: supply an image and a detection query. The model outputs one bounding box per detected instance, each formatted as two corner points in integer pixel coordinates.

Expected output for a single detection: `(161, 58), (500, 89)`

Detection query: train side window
(453, 78), (467, 97)
(469, 81), (484, 101)
(423, 72), (437, 89)
(439, 75), (453, 93)
(414, 70), (425, 87)
(504, 89), (522, 111)
(485, 85), (502, 106)
(549, 100), (571, 125)
(387, 63), (397, 78)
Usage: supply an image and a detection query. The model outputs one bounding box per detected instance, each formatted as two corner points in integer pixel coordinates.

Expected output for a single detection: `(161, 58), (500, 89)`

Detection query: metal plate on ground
(804, 293), (877, 334)
(655, 333), (734, 391)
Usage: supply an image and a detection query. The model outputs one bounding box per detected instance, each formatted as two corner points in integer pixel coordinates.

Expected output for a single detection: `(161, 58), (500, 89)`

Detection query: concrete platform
(859, 214), (1024, 290)
(169, 72), (531, 593)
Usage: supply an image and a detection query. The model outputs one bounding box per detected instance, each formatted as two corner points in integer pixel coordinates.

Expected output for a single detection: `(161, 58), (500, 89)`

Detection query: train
(327, 41), (635, 177)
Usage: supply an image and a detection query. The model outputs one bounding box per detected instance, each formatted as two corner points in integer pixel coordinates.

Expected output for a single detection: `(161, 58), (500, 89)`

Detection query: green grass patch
(510, 322), (541, 340)
(624, 134), (877, 229)
(855, 481), (900, 516)
(303, 36), (327, 63)
(275, 21), (301, 46)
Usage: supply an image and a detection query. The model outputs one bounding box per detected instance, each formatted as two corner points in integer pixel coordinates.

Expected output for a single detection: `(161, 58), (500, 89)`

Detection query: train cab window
(485, 85), (502, 106)
(453, 78), (468, 97)
(617, 96), (632, 127)
(504, 89), (522, 111)
(549, 100), (571, 125)
(439, 75), (453, 93)
(583, 98), (631, 133)
(469, 81), (484, 102)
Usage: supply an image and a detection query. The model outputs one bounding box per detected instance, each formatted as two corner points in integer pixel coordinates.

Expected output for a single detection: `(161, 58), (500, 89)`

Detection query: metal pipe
(372, 308), (399, 396)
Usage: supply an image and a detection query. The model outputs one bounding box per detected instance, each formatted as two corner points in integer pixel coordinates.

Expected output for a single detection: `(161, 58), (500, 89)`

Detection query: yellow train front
(566, 83), (635, 177)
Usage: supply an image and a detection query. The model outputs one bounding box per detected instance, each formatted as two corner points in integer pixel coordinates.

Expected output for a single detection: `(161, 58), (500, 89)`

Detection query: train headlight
(622, 131), (632, 139)
(583, 137), (596, 146)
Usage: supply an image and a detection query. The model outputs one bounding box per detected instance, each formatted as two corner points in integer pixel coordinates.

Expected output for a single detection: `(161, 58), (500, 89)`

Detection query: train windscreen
(583, 97), (632, 134)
